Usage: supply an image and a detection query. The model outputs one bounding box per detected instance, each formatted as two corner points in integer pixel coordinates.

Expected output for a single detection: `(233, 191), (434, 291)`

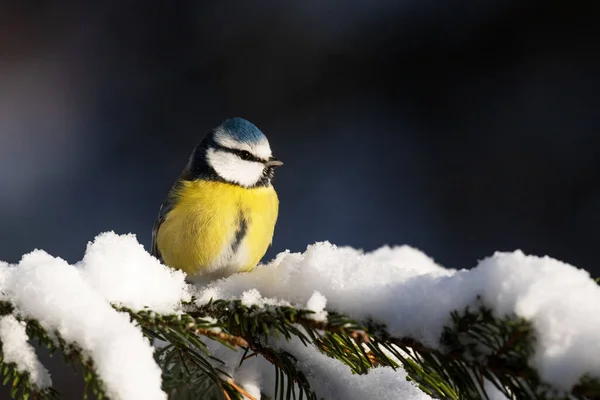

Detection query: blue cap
(217, 117), (267, 144)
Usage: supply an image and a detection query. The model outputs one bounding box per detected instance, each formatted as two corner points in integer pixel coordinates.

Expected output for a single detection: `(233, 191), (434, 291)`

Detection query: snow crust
(1, 232), (599, 399)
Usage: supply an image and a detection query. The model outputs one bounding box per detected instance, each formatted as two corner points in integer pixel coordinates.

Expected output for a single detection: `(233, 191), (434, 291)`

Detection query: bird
(151, 117), (283, 282)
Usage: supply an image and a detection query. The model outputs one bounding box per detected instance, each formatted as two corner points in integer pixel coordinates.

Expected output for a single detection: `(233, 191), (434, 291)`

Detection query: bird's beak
(265, 157), (283, 168)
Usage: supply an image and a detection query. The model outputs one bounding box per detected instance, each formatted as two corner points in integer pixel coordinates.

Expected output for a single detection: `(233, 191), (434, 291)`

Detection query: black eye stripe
(235, 149), (263, 163)
(206, 136), (266, 162)
(209, 143), (264, 163)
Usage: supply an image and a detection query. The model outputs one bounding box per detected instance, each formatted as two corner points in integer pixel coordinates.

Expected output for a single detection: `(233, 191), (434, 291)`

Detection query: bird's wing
(151, 193), (176, 262)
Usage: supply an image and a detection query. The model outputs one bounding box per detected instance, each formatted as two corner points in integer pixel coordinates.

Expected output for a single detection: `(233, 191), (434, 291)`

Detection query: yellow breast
(156, 180), (279, 277)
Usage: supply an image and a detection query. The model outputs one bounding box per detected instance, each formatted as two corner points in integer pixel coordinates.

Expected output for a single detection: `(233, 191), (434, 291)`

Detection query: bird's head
(186, 118), (282, 187)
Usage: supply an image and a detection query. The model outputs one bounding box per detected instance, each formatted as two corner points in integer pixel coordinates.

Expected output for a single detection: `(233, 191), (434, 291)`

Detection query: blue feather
(218, 117), (266, 144)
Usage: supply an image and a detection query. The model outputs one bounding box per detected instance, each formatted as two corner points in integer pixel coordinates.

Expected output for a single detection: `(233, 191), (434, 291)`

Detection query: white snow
(0, 315), (51, 388)
(0, 232), (187, 400)
(239, 288), (291, 308)
(196, 241), (600, 392)
(1, 232), (599, 398)
(278, 336), (429, 400)
(207, 332), (428, 400)
(79, 232), (190, 313)
(240, 288), (262, 307)
(304, 291), (328, 321)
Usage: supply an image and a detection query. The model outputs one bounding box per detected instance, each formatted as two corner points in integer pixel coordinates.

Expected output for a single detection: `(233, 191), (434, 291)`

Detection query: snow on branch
(0, 315), (51, 389)
(0, 232), (600, 399)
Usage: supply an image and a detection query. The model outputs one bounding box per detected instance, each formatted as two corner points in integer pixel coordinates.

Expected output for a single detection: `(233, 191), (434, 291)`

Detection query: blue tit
(151, 117), (283, 281)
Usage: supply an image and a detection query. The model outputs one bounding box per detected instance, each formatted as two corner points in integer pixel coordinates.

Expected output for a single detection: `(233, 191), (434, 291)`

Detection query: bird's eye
(240, 151), (253, 161)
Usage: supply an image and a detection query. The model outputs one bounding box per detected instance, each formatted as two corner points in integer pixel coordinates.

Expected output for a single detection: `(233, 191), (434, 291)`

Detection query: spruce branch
(0, 358), (59, 400)
(25, 320), (107, 400)
(3, 292), (600, 400)
(116, 307), (249, 400)
(191, 300), (320, 400)
(367, 304), (600, 400)
(0, 301), (101, 400)
(189, 299), (600, 400)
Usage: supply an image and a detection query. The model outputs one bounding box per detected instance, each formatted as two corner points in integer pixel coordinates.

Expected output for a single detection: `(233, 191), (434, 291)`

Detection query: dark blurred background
(1, 1), (599, 396)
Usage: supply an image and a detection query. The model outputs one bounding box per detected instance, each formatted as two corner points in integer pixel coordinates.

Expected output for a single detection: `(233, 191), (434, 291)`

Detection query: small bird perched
(151, 117), (282, 282)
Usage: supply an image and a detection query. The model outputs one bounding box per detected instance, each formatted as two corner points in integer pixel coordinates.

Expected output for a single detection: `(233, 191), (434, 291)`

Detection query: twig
(227, 379), (257, 400)
(238, 348), (259, 367)
(194, 328), (249, 347)
(221, 384), (232, 400)
(295, 318), (370, 344)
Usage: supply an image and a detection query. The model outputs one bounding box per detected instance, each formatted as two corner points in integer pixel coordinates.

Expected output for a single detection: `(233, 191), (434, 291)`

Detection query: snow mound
(0, 233), (599, 398)
(197, 241), (600, 391)
(0, 232), (189, 400)
(79, 232), (190, 312)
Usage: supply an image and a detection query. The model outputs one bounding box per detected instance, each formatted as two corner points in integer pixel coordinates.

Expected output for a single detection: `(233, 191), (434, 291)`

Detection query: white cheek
(207, 149), (265, 187)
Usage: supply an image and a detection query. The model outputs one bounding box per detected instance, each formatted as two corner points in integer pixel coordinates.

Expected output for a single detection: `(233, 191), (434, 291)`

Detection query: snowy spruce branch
(3, 298), (600, 400)
(1, 232), (600, 399)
